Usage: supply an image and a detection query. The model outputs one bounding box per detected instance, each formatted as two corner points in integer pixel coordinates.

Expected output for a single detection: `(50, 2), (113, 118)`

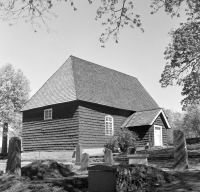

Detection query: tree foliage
(164, 106), (200, 139)
(164, 108), (184, 129)
(157, 0), (200, 109)
(104, 128), (138, 152)
(0, 64), (30, 126)
(160, 20), (200, 109)
(182, 105), (200, 138)
(163, 108), (184, 144)
(1, 0), (200, 45)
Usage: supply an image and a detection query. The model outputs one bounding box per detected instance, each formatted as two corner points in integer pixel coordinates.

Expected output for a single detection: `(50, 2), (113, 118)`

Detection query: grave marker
(173, 130), (188, 170)
(88, 165), (117, 192)
(1, 122), (8, 154)
(104, 149), (113, 166)
(75, 143), (82, 165)
(80, 153), (89, 171)
(6, 137), (21, 176)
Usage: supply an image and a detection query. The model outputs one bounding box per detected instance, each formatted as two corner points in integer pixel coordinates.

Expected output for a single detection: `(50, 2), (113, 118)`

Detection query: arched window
(105, 115), (114, 136)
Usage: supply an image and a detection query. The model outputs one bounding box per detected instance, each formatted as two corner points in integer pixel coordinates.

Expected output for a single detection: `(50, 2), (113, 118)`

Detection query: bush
(115, 163), (175, 192)
(104, 128), (138, 152)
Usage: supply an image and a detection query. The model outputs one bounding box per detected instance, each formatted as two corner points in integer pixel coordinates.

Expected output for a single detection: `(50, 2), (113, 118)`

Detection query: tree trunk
(1, 122), (8, 154)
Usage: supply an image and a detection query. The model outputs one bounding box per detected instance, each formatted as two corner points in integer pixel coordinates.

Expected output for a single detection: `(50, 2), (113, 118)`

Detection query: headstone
(104, 149), (113, 166)
(127, 154), (149, 165)
(80, 153), (89, 171)
(6, 137), (21, 176)
(173, 130), (188, 170)
(88, 165), (117, 192)
(1, 122), (8, 154)
(75, 143), (82, 165)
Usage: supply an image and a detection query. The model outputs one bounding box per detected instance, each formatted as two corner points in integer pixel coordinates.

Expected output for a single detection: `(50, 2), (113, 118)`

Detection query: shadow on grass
(156, 171), (200, 192)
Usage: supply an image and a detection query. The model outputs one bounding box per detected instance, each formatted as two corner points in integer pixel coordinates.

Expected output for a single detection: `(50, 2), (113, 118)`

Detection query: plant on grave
(115, 163), (175, 192)
(104, 128), (138, 153)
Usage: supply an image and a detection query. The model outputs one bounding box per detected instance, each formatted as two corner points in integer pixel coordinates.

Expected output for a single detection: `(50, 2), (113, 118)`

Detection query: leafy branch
(95, 0), (143, 46)
(160, 21), (200, 109)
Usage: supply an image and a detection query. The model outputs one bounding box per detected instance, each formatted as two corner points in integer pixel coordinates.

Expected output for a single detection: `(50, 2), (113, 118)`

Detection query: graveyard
(0, 146), (200, 191)
(0, 132), (200, 192)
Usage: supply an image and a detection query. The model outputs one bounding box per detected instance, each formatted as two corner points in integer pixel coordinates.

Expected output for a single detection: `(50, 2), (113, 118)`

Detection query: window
(105, 115), (114, 136)
(44, 109), (52, 120)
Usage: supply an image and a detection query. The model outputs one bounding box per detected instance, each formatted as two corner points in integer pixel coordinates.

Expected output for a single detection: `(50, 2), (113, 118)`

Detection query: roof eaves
(150, 108), (171, 128)
(121, 113), (135, 128)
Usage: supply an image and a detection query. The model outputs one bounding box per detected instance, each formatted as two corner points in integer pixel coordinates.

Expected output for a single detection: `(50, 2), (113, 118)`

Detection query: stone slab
(80, 153), (89, 171)
(127, 154), (149, 165)
(173, 130), (188, 170)
(6, 137), (21, 176)
(104, 149), (113, 166)
(129, 158), (148, 165)
(21, 151), (74, 161)
(88, 165), (117, 192)
(75, 144), (83, 165)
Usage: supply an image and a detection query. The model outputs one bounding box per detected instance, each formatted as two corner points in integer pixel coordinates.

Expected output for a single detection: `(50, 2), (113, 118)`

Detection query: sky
(0, 0), (188, 112)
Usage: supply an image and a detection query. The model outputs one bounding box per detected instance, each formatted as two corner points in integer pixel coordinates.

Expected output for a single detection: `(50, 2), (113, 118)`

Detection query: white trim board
(150, 109), (171, 129)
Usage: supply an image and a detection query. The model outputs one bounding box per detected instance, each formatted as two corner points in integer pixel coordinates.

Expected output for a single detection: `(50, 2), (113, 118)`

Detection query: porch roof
(121, 108), (171, 128)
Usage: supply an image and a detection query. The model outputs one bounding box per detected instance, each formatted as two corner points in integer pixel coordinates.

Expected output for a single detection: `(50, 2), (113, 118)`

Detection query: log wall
(78, 101), (132, 148)
(22, 101), (79, 152)
(129, 125), (151, 147)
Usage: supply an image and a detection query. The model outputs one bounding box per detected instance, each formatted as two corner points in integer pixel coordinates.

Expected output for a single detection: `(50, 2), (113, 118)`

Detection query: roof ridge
(136, 108), (162, 112)
(70, 55), (138, 80)
(21, 57), (76, 111)
(71, 56), (78, 100)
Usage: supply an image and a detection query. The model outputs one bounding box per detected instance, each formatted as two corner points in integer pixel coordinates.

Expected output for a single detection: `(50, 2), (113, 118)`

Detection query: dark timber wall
(78, 101), (132, 148)
(129, 125), (151, 147)
(22, 101), (79, 152)
(149, 114), (168, 146)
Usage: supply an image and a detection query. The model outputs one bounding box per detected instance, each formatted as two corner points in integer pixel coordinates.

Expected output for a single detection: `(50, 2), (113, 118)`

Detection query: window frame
(105, 115), (114, 136)
(44, 108), (52, 120)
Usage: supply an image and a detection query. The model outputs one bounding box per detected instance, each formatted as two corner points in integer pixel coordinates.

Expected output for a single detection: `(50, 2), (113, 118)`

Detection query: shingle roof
(21, 56), (159, 111)
(121, 109), (171, 128)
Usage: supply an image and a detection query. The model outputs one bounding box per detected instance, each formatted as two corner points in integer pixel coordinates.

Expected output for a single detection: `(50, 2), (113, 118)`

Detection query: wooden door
(154, 125), (162, 146)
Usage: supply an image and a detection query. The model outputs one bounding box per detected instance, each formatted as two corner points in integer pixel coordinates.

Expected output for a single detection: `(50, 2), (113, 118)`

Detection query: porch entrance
(154, 125), (162, 146)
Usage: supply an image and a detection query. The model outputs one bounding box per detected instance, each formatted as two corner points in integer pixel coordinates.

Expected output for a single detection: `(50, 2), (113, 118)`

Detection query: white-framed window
(44, 108), (52, 120)
(105, 115), (114, 136)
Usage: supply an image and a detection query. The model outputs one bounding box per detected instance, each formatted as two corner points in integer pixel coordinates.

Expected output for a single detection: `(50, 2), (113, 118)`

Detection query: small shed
(121, 109), (171, 147)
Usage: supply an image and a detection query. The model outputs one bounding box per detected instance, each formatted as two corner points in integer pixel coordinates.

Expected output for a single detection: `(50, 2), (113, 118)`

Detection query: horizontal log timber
(22, 102), (79, 152)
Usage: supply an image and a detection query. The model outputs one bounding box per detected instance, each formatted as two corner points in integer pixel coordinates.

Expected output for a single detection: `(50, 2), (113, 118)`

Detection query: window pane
(105, 115), (113, 135)
(44, 109), (52, 120)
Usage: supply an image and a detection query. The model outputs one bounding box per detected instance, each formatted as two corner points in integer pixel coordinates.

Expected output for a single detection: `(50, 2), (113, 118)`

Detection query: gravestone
(173, 130), (188, 170)
(104, 149), (113, 166)
(1, 122), (8, 154)
(127, 154), (149, 165)
(88, 165), (117, 192)
(80, 153), (89, 171)
(6, 137), (21, 176)
(75, 143), (83, 165)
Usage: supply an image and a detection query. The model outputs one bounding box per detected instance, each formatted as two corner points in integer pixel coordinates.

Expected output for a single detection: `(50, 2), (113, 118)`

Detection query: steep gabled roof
(121, 109), (171, 128)
(21, 56), (159, 111)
